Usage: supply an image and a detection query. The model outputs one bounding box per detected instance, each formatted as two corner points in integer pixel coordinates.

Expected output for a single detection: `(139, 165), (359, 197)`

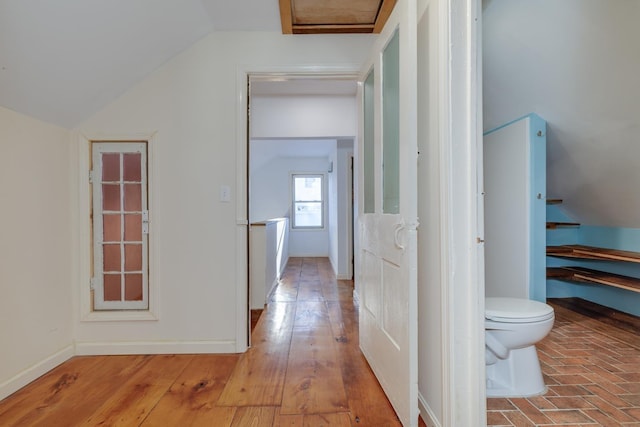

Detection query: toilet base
(486, 345), (547, 398)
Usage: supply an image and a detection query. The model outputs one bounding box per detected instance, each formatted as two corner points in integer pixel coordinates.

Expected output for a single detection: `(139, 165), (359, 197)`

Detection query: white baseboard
(0, 345), (74, 401)
(336, 273), (352, 280)
(75, 340), (238, 356)
(419, 392), (442, 427)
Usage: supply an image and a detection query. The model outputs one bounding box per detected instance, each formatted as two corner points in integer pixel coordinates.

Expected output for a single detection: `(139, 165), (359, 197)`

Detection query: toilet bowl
(485, 297), (554, 398)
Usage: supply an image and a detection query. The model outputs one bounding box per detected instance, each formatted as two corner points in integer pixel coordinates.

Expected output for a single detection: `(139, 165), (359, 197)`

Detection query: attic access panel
(279, 0), (397, 34)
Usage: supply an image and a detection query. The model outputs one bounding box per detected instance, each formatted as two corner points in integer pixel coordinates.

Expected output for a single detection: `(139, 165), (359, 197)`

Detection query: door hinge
(89, 170), (95, 183)
(142, 210), (149, 234)
(90, 277), (96, 290)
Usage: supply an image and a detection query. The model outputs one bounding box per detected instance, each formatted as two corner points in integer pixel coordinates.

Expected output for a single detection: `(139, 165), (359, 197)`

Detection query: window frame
(78, 132), (158, 323)
(291, 173), (325, 230)
(92, 141), (149, 311)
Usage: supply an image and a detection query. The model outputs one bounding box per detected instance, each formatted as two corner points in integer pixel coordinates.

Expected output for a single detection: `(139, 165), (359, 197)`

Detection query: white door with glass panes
(357, 0), (418, 425)
(92, 142), (149, 310)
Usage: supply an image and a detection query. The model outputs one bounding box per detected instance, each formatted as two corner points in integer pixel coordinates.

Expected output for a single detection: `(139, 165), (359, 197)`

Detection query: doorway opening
(246, 74), (358, 342)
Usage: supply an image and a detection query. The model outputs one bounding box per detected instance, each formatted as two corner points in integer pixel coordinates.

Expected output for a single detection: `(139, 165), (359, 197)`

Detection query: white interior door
(357, 0), (418, 425)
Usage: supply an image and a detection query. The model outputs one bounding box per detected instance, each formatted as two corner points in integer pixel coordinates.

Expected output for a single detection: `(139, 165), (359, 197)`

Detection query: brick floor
(487, 301), (640, 426)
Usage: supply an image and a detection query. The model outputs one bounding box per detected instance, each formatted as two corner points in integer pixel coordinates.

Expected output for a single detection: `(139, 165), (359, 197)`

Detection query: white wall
(0, 106), (74, 399)
(74, 31), (373, 353)
(483, 0), (640, 228)
(251, 96), (357, 139)
(252, 155), (331, 257)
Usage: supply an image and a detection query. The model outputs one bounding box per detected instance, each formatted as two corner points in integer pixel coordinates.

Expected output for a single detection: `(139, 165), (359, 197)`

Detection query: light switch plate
(220, 185), (231, 202)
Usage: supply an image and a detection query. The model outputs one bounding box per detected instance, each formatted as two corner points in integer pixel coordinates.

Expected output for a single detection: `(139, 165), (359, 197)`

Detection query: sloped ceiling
(483, 0), (640, 229)
(0, 0), (281, 128)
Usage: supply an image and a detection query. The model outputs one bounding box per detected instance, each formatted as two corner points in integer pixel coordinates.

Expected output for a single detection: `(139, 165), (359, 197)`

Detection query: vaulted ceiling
(0, 0), (393, 128)
(0, 1), (277, 127)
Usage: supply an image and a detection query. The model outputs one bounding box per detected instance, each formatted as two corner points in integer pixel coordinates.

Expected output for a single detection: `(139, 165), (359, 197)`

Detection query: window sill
(81, 310), (158, 322)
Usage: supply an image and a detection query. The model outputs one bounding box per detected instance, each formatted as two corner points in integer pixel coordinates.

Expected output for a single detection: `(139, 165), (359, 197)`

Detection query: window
(292, 174), (324, 229)
(92, 142), (149, 310)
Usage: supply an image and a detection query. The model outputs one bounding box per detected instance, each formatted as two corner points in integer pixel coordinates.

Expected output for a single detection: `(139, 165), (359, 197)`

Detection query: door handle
(394, 222), (405, 251)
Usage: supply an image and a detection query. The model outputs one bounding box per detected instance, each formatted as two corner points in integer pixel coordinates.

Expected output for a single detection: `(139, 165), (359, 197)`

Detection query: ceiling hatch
(279, 0), (397, 34)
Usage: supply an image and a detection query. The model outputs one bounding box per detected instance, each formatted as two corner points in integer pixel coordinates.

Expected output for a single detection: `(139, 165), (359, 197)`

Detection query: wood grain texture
(279, 0), (397, 34)
(548, 244), (640, 263)
(140, 354), (239, 426)
(0, 258), (408, 426)
(280, 302), (349, 415)
(79, 354), (193, 426)
(548, 266), (640, 293)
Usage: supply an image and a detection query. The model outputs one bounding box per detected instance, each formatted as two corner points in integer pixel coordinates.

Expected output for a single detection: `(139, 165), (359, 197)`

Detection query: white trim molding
(440, 0), (485, 424)
(75, 340), (237, 356)
(0, 345), (74, 401)
(419, 392), (443, 427)
(235, 64), (360, 352)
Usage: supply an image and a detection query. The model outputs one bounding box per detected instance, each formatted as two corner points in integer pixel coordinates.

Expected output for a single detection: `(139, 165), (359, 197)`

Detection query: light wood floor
(0, 257), (406, 426)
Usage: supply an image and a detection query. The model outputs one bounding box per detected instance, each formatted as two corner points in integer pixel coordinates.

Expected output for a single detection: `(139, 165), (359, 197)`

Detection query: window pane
(294, 202), (322, 227)
(123, 184), (142, 211)
(103, 274), (121, 301)
(103, 244), (121, 272)
(123, 153), (142, 182)
(102, 153), (120, 182)
(103, 214), (121, 242)
(363, 69), (375, 213)
(382, 30), (400, 214)
(124, 244), (142, 271)
(124, 274), (143, 301)
(124, 214), (142, 242)
(102, 184), (121, 211)
(294, 176), (322, 201)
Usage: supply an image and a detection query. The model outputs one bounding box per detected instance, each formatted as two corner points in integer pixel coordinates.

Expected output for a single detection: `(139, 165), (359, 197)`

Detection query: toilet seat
(486, 297), (554, 323)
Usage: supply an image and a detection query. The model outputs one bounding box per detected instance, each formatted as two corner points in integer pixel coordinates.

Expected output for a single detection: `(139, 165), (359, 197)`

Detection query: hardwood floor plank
(0, 355), (150, 427)
(140, 354), (239, 426)
(217, 302), (296, 406)
(281, 301), (349, 415)
(142, 406), (236, 427)
(230, 406), (276, 427)
(303, 412), (352, 426)
(273, 407), (304, 426)
(79, 354), (193, 426)
(0, 356), (101, 426)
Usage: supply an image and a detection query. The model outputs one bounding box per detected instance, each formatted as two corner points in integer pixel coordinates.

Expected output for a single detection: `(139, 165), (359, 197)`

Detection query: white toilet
(485, 297), (554, 397)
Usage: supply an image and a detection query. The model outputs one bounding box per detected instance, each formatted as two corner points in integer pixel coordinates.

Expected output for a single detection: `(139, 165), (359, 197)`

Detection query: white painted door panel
(357, 0), (418, 425)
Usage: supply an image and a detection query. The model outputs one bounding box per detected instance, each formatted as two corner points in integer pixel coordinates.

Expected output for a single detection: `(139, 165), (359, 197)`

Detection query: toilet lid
(486, 297), (554, 323)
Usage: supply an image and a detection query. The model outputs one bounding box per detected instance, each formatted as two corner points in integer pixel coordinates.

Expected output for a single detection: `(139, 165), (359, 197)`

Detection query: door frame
(234, 65), (360, 352)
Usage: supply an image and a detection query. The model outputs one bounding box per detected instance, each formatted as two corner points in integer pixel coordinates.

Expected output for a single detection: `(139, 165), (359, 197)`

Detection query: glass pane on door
(382, 30), (400, 214)
(363, 69), (376, 214)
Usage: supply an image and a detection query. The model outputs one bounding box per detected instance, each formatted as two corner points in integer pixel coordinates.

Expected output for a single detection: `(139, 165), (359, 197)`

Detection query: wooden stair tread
(547, 245), (640, 264)
(547, 266), (640, 293)
(546, 221), (580, 229)
(546, 199), (564, 205)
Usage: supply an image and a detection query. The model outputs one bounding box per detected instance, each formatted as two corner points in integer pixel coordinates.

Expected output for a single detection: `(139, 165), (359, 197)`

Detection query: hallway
(0, 258), (402, 426)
